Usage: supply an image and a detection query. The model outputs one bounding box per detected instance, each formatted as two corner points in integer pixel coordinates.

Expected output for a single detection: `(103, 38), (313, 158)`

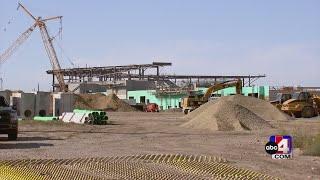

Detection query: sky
(0, 0), (319, 91)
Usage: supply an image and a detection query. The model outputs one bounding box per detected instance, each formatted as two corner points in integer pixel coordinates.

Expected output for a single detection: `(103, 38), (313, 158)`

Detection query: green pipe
(33, 116), (57, 121)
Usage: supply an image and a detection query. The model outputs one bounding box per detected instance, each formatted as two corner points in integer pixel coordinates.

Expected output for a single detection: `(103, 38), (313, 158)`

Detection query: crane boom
(19, 3), (67, 92)
(0, 23), (37, 64)
(0, 3), (68, 92)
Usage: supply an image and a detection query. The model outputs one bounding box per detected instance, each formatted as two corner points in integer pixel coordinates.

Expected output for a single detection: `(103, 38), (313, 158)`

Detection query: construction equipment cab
(0, 96), (18, 140)
(281, 92), (320, 118)
(270, 93), (292, 109)
(181, 79), (242, 114)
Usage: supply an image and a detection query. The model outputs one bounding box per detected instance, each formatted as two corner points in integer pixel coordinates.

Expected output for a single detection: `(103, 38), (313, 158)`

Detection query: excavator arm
(203, 79), (242, 101)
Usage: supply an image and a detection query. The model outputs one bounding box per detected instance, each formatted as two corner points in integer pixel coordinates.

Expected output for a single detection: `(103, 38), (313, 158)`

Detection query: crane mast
(38, 22), (67, 92)
(0, 3), (67, 92)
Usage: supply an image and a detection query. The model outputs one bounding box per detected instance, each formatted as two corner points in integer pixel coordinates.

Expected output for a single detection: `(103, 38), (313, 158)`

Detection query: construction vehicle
(281, 92), (320, 118)
(146, 103), (159, 112)
(181, 79), (242, 114)
(0, 96), (18, 140)
(0, 3), (68, 92)
(270, 93), (292, 109)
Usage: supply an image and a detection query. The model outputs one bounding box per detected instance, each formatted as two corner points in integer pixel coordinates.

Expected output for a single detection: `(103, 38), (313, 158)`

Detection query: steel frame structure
(47, 62), (266, 91)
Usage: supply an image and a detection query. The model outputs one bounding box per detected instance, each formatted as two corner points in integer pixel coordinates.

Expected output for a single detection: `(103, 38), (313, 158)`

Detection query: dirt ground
(0, 112), (319, 180)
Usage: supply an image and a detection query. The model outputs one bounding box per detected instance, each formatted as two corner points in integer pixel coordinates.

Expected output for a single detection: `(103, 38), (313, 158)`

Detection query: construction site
(0, 2), (319, 180)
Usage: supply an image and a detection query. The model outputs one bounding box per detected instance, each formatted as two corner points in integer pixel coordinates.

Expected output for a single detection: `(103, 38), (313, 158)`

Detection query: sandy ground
(0, 112), (319, 180)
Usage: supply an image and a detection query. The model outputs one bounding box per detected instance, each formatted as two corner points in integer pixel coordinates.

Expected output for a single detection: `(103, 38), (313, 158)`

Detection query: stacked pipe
(73, 109), (108, 125)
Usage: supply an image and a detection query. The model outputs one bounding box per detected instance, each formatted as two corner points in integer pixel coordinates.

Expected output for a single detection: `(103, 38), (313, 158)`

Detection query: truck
(181, 79), (242, 114)
(281, 92), (320, 118)
(145, 103), (159, 112)
(0, 96), (18, 140)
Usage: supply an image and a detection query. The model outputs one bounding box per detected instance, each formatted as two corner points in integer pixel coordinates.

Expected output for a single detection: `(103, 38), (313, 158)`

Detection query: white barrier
(60, 112), (88, 124)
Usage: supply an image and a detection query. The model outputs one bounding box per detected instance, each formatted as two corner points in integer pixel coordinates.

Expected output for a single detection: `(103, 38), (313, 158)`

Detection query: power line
(54, 38), (76, 67)
(0, 3), (20, 32)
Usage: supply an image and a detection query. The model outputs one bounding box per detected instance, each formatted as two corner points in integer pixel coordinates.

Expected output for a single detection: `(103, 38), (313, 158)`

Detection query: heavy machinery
(181, 79), (242, 114)
(0, 96), (18, 140)
(270, 93), (292, 109)
(0, 3), (68, 92)
(281, 92), (320, 118)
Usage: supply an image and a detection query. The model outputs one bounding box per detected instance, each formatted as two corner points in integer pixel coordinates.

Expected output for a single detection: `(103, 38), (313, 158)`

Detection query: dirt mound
(225, 95), (291, 121)
(74, 93), (137, 112)
(182, 95), (283, 131)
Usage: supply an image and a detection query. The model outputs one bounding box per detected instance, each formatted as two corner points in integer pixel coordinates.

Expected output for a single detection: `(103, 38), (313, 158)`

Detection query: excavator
(281, 92), (320, 118)
(181, 79), (242, 114)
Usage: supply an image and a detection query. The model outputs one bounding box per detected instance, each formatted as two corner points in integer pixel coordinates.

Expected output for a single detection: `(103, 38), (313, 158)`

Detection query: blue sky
(0, 0), (319, 91)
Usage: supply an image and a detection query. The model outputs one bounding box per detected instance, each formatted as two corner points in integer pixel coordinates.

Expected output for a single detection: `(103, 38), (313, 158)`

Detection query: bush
(303, 134), (320, 156)
(278, 129), (320, 156)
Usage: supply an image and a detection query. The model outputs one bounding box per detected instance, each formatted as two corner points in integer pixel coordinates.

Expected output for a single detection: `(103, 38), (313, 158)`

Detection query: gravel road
(0, 112), (319, 180)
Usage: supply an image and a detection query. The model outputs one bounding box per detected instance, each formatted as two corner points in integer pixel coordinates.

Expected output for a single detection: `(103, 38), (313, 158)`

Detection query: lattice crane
(0, 3), (68, 92)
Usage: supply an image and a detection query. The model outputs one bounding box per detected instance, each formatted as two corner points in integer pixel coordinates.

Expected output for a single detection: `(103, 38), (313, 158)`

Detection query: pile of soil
(182, 95), (290, 131)
(74, 93), (137, 112)
(225, 95), (291, 121)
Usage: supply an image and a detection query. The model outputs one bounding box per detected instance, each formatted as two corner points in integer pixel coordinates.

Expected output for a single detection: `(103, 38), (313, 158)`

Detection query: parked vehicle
(146, 103), (159, 112)
(281, 92), (320, 118)
(0, 96), (18, 140)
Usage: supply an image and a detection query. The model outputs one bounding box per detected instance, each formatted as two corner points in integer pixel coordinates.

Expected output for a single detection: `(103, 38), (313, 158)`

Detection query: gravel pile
(182, 95), (285, 131)
(74, 93), (137, 112)
(225, 95), (291, 121)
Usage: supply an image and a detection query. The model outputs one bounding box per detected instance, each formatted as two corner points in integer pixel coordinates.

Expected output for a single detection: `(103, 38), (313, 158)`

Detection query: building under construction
(0, 3), (268, 112)
(47, 62), (265, 90)
(47, 62), (268, 110)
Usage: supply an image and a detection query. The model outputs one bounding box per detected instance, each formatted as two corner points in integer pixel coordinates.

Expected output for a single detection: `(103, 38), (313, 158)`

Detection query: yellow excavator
(181, 79), (242, 114)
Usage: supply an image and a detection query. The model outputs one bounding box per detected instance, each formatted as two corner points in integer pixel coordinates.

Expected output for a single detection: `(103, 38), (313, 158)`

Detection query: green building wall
(127, 86), (269, 110)
(197, 86), (269, 98)
(127, 90), (185, 110)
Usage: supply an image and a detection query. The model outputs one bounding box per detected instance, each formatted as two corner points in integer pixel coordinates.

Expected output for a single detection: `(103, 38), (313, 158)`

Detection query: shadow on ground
(0, 143), (53, 149)
(0, 136), (64, 141)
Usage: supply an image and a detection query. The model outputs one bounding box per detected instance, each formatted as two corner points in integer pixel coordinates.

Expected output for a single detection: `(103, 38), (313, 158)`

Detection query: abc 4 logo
(265, 135), (292, 159)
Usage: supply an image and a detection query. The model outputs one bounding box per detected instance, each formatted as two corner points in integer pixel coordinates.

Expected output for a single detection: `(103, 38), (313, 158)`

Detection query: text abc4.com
(265, 135), (292, 159)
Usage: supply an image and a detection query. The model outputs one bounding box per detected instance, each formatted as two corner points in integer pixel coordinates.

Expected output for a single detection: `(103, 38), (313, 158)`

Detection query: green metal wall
(127, 86), (269, 110)
(197, 86), (269, 99)
(127, 90), (185, 110)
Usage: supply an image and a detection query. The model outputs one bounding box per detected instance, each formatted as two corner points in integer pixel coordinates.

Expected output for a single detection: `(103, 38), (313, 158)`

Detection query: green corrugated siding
(127, 90), (184, 110)
(127, 86), (269, 110)
(197, 86), (269, 99)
